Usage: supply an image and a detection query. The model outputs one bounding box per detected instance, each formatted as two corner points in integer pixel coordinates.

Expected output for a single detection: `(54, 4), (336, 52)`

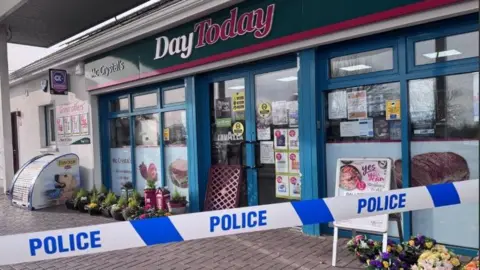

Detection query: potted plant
(144, 180), (157, 209)
(121, 181), (134, 200)
(100, 192), (117, 218)
(98, 185), (108, 204)
(65, 189), (78, 210)
(75, 188), (89, 213)
(167, 189), (187, 214)
(86, 192), (101, 215)
(123, 195), (140, 220)
(111, 197), (127, 221)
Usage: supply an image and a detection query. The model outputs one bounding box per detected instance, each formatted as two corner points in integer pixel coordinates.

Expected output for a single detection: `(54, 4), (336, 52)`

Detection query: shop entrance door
(210, 67), (300, 206)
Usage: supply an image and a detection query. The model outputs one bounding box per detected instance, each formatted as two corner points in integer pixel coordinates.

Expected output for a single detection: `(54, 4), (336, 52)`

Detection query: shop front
(81, 0), (478, 254)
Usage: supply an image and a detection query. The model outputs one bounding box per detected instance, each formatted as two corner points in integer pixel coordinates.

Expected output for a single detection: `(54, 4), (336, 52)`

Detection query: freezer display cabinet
(9, 153), (80, 210)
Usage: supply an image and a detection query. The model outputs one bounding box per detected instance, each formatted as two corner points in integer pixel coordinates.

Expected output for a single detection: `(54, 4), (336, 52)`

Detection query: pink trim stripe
(88, 0), (466, 91)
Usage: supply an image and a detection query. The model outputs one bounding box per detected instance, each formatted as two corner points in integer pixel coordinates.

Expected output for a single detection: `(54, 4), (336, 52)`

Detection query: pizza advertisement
(333, 158), (392, 233)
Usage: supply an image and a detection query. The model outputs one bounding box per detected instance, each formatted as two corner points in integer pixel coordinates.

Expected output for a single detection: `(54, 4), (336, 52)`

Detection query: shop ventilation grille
(204, 165), (243, 211)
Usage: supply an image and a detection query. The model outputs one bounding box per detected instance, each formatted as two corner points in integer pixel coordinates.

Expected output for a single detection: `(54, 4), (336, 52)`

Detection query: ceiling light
(276, 76), (298, 82)
(423, 49), (462, 59)
(339, 64), (372, 72)
(228, 86), (245, 90)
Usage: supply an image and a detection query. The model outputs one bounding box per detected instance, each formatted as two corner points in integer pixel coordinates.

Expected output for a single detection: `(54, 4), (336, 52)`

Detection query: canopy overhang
(0, 0), (149, 47)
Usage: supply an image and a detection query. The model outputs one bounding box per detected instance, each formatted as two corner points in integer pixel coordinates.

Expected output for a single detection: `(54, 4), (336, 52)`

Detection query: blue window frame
(316, 14), (478, 256)
(99, 80), (186, 198)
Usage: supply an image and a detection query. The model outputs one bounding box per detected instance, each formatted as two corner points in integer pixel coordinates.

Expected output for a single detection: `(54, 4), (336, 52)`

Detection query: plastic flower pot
(144, 190), (156, 208)
(101, 207), (112, 218)
(88, 208), (101, 216)
(112, 210), (125, 221)
(77, 201), (89, 213)
(65, 200), (75, 210)
(167, 202), (186, 215)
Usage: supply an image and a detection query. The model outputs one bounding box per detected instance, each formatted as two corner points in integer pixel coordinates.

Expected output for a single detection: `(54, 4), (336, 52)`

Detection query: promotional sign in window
(56, 102), (91, 145)
(333, 158), (392, 233)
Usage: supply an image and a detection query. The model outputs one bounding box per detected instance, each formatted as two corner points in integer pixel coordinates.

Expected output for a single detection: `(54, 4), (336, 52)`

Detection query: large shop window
(107, 87), (188, 199)
(407, 72), (479, 248)
(324, 82), (402, 237)
(330, 48), (393, 78)
(414, 31), (479, 66)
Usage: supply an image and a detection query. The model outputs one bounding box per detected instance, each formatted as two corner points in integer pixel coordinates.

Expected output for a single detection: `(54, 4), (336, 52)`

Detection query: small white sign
(257, 127), (271, 141)
(260, 141), (274, 164)
(340, 121), (359, 137)
(358, 119), (373, 137)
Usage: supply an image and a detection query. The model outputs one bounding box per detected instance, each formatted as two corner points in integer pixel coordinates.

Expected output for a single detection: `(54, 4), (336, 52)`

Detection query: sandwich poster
(164, 146), (189, 199)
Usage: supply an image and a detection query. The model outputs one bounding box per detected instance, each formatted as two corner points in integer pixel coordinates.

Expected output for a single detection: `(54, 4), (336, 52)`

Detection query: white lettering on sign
(154, 33), (195, 60)
(153, 4), (276, 61)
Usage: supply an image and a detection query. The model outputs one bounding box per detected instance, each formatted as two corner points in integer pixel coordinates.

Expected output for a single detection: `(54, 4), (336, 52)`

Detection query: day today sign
(85, 0), (459, 90)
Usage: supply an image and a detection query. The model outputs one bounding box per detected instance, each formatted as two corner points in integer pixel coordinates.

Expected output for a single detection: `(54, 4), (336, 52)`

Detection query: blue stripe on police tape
(130, 217), (184, 246)
(426, 183), (461, 207)
(291, 199), (334, 225)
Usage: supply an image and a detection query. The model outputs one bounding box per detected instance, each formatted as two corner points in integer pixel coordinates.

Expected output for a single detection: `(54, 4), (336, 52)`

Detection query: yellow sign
(232, 122), (244, 136)
(258, 102), (271, 118)
(57, 159), (77, 167)
(232, 92), (245, 112)
(386, 100), (401, 120)
(163, 128), (170, 141)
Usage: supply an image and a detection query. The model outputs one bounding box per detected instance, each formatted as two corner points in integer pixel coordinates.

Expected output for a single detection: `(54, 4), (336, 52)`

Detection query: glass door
(209, 67), (300, 206)
(254, 68), (299, 205)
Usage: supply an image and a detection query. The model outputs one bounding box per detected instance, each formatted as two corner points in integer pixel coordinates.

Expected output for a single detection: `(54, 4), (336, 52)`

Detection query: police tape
(0, 179), (478, 265)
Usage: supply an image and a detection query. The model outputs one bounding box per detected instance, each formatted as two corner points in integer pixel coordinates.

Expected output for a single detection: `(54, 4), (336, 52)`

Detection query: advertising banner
(56, 102), (91, 145)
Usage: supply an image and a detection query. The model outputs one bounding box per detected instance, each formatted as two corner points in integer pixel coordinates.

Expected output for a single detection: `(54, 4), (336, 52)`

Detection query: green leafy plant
(102, 192), (117, 208)
(89, 192), (99, 204)
(100, 185), (108, 195)
(75, 188), (88, 200)
(145, 180), (156, 190)
(90, 185), (98, 196)
(169, 189), (187, 205)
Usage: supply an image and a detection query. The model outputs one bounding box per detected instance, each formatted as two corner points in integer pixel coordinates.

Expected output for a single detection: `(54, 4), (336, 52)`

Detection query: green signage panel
(85, 0), (462, 90)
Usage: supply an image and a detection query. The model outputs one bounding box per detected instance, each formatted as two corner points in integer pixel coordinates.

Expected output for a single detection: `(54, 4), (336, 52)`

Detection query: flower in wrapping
(441, 252), (451, 260)
(397, 244), (403, 252)
(355, 235), (365, 242)
(409, 240), (415, 247)
(374, 241), (382, 248)
(370, 260), (383, 268)
(383, 261), (390, 268)
(425, 241), (433, 249)
(387, 246), (392, 253)
(139, 214), (147, 219)
(450, 257), (460, 267)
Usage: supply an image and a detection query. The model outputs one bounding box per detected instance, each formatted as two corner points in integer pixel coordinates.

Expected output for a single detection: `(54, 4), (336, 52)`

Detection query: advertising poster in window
(328, 91), (347, 119)
(288, 152), (300, 174)
(110, 148), (132, 195)
(347, 91), (368, 119)
(386, 100), (401, 120)
(164, 147), (188, 199)
(56, 102), (91, 145)
(273, 129), (287, 150)
(287, 101), (298, 127)
(275, 175), (289, 198)
(164, 110), (188, 199)
(215, 97), (232, 127)
(260, 141), (274, 164)
(334, 158), (391, 232)
(135, 148), (161, 191)
(272, 101), (288, 125)
(274, 152), (288, 173)
(289, 175), (301, 199)
(287, 129), (299, 150)
(232, 92), (245, 112)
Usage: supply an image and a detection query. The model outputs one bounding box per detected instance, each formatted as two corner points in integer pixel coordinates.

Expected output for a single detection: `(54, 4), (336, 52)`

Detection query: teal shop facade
(85, 0), (479, 254)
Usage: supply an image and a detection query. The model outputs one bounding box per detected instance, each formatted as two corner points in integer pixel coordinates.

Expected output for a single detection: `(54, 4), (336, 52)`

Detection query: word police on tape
(0, 179), (477, 265)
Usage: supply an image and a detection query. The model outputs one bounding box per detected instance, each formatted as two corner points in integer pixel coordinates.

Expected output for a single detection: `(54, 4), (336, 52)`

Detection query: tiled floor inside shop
(0, 189), (363, 270)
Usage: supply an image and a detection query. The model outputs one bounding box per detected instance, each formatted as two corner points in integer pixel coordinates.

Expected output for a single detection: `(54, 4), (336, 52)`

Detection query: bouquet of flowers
(366, 252), (410, 270)
(398, 235), (437, 266)
(347, 235), (382, 263)
(463, 254), (479, 270)
(411, 244), (462, 270)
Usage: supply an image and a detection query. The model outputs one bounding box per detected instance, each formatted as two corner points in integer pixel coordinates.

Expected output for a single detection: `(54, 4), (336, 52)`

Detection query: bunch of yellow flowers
(412, 244), (462, 270)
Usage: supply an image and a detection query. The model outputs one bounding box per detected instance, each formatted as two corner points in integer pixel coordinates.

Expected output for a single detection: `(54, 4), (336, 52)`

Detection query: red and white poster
(56, 102), (90, 145)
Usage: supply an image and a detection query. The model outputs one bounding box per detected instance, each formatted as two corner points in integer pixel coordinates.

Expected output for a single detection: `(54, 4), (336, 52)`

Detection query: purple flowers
(381, 252), (390, 260)
(370, 260), (383, 268)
